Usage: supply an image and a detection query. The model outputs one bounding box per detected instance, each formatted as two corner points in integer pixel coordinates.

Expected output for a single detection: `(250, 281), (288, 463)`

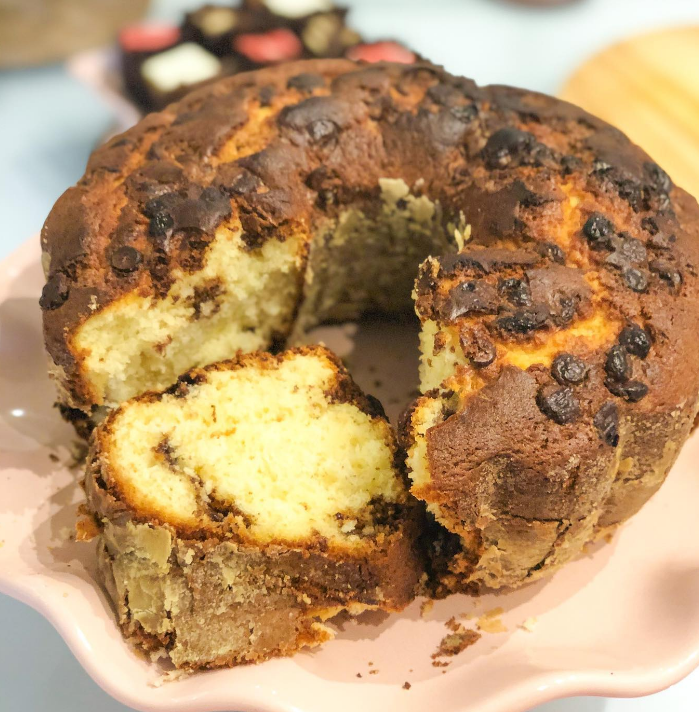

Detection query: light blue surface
(2, 1), (699, 710)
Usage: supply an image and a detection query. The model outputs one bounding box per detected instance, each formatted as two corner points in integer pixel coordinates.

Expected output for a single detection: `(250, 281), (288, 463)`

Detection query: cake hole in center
(302, 313), (421, 424)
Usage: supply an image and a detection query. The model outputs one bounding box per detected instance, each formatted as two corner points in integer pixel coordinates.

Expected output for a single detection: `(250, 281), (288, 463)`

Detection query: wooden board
(560, 26), (699, 199)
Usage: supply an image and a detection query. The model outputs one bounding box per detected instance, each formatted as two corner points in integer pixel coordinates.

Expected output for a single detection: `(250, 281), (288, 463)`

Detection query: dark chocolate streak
(154, 437), (254, 526)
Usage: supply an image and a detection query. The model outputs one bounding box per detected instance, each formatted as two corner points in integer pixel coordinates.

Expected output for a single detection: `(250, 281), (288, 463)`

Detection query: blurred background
(2, 0), (699, 710)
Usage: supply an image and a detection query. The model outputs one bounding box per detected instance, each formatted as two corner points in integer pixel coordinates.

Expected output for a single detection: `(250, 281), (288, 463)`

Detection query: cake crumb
(445, 616), (460, 632)
(356, 673), (362, 678)
(431, 618), (481, 667)
(453, 223), (472, 251)
(150, 669), (190, 687)
(476, 607), (507, 634)
(420, 599), (434, 618)
(75, 509), (100, 542)
(369, 669), (379, 675)
(520, 616), (538, 632)
(59, 526), (74, 542)
(149, 648), (169, 663)
(402, 681), (411, 690)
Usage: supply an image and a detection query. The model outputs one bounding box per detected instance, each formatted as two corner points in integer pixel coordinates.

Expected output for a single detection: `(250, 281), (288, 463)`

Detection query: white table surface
(2, 0), (699, 710)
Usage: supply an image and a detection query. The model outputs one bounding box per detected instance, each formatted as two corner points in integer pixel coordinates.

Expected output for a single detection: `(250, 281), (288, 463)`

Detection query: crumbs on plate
(431, 617), (481, 667)
(476, 607), (507, 634)
(520, 616), (538, 632)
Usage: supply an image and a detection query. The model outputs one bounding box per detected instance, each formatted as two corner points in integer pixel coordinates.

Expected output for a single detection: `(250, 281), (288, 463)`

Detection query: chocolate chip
(617, 236), (647, 263)
(582, 213), (614, 250)
(40, 272), (70, 310)
(557, 296), (576, 324)
(650, 260), (682, 289)
(307, 119), (338, 144)
(482, 127), (536, 169)
(624, 380), (649, 402)
(605, 251), (628, 271)
(496, 306), (548, 334)
(459, 328), (497, 368)
(287, 73), (325, 92)
(623, 267), (648, 292)
(617, 180), (644, 212)
(551, 353), (587, 385)
(560, 155), (582, 175)
(182, 188), (231, 234)
(537, 385), (581, 425)
(593, 402), (619, 446)
(592, 158), (612, 175)
(110, 245), (142, 274)
(149, 211), (174, 237)
(618, 324), (651, 359)
(498, 277), (531, 306)
(536, 241), (566, 264)
(641, 217), (659, 235)
(227, 171), (260, 195)
(428, 107), (473, 146)
(258, 85), (275, 107)
(144, 194), (177, 218)
(471, 341), (496, 368)
(605, 379), (649, 402)
(605, 345), (631, 382)
(450, 104), (478, 124)
(644, 161), (672, 193)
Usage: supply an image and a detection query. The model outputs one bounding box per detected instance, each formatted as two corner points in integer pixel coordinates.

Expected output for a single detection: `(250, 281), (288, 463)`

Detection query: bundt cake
(83, 345), (420, 669)
(41, 59), (699, 594)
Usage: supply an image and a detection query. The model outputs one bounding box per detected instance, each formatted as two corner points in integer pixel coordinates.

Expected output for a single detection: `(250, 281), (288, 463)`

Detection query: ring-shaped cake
(41, 59), (699, 602)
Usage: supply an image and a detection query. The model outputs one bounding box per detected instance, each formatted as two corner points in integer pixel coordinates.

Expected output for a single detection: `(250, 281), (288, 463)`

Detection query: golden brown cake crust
(43, 59), (699, 592)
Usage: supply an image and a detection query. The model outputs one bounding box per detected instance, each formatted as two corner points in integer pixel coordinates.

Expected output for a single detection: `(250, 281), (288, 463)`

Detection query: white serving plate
(1, 237), (699, 712)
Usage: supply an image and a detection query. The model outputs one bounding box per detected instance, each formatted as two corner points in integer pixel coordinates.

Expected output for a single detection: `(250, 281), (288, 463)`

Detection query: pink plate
(2, 237), (699, 712)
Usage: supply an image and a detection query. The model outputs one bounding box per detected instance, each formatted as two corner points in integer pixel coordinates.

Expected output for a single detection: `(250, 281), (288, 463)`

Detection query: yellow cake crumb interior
(75, 225), (304, 406)
(106, 350), (402, 545)
(72, 178), (456, 408)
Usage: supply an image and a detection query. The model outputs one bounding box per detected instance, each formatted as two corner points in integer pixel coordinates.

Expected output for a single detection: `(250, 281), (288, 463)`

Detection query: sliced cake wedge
(83, 345), (421, 669)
